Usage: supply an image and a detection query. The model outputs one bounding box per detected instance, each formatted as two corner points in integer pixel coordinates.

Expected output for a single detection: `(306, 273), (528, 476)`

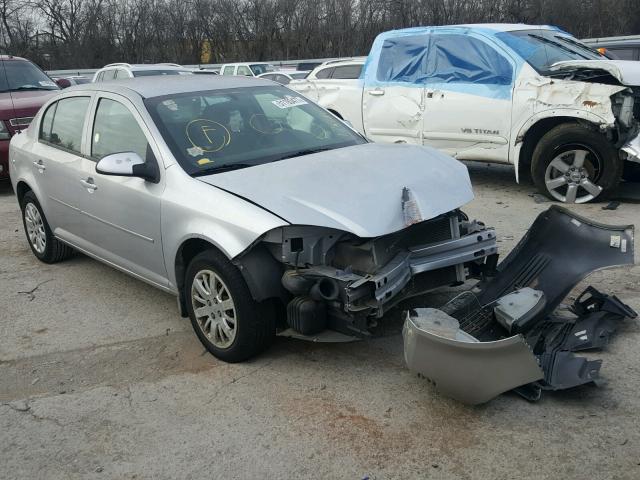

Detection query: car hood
(198, 143), (473, 238)
(550, 60), (640, 86)
(0, 90), (57, 120)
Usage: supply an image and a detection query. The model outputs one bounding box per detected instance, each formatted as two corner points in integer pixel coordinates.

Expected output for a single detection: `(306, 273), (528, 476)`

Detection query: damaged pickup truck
(290, 24), (640, 203)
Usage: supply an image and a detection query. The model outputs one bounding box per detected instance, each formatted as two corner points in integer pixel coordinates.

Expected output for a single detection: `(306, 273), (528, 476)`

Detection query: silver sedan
(9, 75), (496, 362)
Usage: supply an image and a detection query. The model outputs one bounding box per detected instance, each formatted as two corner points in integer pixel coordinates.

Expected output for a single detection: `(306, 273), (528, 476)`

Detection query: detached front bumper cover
(404, 206), (636, 405)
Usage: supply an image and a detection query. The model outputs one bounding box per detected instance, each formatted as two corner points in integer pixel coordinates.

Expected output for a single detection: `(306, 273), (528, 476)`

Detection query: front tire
(20, 191), (73, 263)
(531, 124), (622, 203)
(185, 249), (275, 362)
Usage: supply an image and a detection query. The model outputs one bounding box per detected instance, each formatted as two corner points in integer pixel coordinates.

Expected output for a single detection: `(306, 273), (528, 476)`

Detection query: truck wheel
(185, 249), (275, 363)
(531, 124), (622, 203)
(20, 191), (73, 263)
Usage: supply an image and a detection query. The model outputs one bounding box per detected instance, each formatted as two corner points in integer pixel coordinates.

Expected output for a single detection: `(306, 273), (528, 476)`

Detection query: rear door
(29, 95), (92, 239)
(73, 93), (168, 286)
(362, 34), (428, 144)
(420, 33), (515, 162)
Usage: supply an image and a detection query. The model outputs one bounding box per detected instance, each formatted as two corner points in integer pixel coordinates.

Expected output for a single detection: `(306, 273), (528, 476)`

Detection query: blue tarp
(363, 26), (529, 99)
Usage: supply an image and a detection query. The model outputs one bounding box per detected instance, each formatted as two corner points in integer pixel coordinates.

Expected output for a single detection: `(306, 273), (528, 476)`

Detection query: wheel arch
(174, 236), (284, 317)
(514, 111), (611, 182)
(15, 180), (33, 206)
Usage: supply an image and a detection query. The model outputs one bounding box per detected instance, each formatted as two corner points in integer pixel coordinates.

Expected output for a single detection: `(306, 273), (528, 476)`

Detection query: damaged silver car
(10, 75), (498, 362)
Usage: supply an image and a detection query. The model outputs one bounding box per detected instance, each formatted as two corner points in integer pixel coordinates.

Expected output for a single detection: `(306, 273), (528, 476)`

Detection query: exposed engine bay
(254, 210), (497, 339)
(403, 206), (636, 404)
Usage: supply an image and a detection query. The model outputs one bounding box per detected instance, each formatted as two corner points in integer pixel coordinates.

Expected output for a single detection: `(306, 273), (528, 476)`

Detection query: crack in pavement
(17, 279), (53, 301)
(2, 401), (65, 427)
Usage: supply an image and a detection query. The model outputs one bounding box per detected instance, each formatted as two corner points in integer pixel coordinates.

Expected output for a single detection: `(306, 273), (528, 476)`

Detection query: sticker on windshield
(39, 80), (56, 87)
(272, 95), (307, 109)
(162, 99), (179, 111)
(187, 146), (204, 157)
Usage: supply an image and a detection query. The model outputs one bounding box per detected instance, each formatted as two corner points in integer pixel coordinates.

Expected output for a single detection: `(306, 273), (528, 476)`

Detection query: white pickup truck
(289, 24), (640, 203)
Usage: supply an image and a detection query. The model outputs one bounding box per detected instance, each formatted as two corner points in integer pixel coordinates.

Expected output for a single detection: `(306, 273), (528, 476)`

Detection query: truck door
(421, 33), (515, 163)
(362, 34), (428, 145)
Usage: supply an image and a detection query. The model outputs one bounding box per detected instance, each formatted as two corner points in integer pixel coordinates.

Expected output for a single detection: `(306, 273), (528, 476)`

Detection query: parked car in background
(192, 68), (219, 75)
(290, 24), (640, 203)
(53, 76), (91, 88)
(9, 75), (501, 362)
(582, 35), (640, 61)
(219, 63), (275, 76)
(92, 63), (192, 82)
(0, 55), (59, 180)
(257, 71), (309, 84)
(289, 59), (364, 104)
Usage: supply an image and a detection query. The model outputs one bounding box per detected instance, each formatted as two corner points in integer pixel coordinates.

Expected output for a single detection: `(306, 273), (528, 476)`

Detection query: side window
(331, 65), (362, 79)
(222, 66), (234, 76)
(236, 65), (252, 76)
(607, 48), (636, 60)
(91, 98), (149, 161)
(102, 69), (116, 81)
(377, 34), (429, 83)
(278, 75), (291, 85)
(427, 34), (513, 85)
(39, 102), (57, 142)
(45, 97), (90, 153)
(315, 67), (333, 79)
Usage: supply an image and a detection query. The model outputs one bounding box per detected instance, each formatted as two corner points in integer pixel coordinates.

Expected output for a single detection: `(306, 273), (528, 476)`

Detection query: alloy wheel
(24, 203), (46, 254)
(191, 269), (237, 349)
(544, 148), (603, 203)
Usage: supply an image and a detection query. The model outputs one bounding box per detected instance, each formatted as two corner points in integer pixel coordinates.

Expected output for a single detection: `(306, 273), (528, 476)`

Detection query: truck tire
(531, 124), (622, 203)
(185, 249), (275, 363)
(20, 190), (74, 263)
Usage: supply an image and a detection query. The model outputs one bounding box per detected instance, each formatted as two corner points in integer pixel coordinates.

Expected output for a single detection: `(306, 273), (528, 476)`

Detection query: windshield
(145, 86), (366, 176)
(133, 70), (192, 77)
(497, 29), (603, 74)
(0, 60), (59, 92)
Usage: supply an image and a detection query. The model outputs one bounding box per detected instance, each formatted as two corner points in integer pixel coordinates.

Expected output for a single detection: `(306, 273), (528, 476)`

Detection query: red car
(0, 55), (59, 179)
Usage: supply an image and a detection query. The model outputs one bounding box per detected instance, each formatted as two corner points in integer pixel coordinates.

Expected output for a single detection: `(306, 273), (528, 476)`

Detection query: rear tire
(531, 124), (622, 203)
(185, 249), (275, 363)
(20, 191), (73, 263)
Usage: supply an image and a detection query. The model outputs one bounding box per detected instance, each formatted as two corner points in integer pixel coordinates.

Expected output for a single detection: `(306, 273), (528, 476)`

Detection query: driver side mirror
(96, 152), (160, 184)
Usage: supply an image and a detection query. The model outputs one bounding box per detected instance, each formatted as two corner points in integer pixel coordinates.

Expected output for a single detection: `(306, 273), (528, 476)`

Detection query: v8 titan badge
(186, 119), (231, 154)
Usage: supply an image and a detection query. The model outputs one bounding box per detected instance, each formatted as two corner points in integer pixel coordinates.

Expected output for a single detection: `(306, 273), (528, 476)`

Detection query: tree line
(1, 0), (639, 70)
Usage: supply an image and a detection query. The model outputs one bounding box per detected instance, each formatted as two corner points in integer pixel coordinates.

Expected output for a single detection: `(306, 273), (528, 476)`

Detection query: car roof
(65, 75), (274, 99)
(99, 64), (188, 72)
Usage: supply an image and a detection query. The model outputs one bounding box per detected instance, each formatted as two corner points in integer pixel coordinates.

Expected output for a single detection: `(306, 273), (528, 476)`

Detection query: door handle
(368, 89), (385, 96)
(33, 160), (46, 172)
(80, 178), (98, 192)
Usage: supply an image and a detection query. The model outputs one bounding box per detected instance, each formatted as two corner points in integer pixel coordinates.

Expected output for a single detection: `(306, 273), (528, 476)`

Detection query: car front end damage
(547, 60), (640, 164)
(249, 210), (497, 339)
(403, 206), (636, 404)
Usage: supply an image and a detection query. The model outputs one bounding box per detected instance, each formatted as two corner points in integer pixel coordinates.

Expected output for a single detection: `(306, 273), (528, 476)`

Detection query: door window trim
(85, 92), (164, 179)
(37, 94), (93, 156)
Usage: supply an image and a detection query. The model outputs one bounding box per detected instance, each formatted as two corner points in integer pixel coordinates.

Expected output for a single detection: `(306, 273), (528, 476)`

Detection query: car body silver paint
(198, 143), (474, 238)
(11, 77), (471, 297)
(403, 312), (544, 405)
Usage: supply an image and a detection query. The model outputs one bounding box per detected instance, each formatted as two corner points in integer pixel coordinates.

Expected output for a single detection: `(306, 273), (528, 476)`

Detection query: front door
(420, 32), (515, 163)
(74, 94), (168, 287)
